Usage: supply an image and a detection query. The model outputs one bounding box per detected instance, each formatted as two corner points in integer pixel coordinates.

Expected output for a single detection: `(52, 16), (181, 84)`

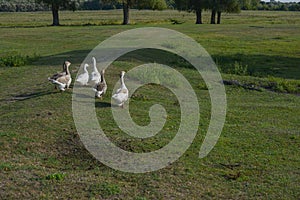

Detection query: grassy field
(0, 10), (300, 199)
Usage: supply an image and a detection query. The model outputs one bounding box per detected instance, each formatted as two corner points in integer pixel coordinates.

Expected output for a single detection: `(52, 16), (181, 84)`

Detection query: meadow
(0, 9), (299, 199)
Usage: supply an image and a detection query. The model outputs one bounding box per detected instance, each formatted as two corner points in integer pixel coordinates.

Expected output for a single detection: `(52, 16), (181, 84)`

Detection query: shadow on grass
(55, 132), (106, 170)
(34, 49), (92, 67)
(33, 49), (300, 80)
(0, 25), (50, 29)
(212, 53), (300, 80)
(11, 90), (57, 101)
(114, 49), (300, 79)
(0, 23), (122, 29)
(95, 101), (112, 108)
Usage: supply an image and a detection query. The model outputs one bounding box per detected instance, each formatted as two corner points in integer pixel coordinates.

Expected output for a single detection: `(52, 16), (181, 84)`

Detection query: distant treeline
(0, 0), (49, 12)
(0, 0), (299, 12)
(250, 1), (300, 11)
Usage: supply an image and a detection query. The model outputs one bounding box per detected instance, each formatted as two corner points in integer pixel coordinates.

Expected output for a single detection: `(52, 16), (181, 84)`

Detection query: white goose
(48, 61), (72, 91)
(94, 69), (107, 99)
(89, 57), (101, 86)
(76, 64), (89, 86)
(112, 71), (128, 108)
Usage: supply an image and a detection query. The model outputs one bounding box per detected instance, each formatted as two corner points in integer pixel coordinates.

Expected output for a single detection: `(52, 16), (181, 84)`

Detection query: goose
(75, 64), (89, 86)
(48, 61), (68, 81)
(94, 69), (107, 99)
(89, 57), (101, 86)
(47, 61), (69, 90)
(112, 71), (128, 108)
(48, 61), (72, 91)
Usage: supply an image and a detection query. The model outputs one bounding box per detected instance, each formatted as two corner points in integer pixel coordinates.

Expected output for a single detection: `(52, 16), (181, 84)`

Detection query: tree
(101, 0), (136, 25)
(36, 0), (80, 26)
(121, 0), (131, 25)
(207, 0), (240, 24)
(81, 0), (102, 10)
(104, 0), (167, 25)
(175, 0), (205, 24)
(239, 0), (260, 10)
(147, 0), (167, 10)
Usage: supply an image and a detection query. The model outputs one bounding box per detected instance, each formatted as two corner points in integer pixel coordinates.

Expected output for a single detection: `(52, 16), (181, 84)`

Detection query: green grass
(0, 10), (299, 199)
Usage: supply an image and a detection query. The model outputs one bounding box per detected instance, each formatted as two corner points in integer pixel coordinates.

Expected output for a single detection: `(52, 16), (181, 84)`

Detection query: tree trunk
(217, 11), (221, 24)
(51, 3), (59, 26)
(195, 9), (202, 24)
(122, 1), (130, 25)
(210, 10), (216, 24)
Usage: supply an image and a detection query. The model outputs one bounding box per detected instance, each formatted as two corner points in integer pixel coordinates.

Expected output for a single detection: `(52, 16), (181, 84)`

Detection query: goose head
(83, 63), (89, 71)
(63, 61), (71, 72)
(64, 61), (71, 68)
(120, 71), (126, 78)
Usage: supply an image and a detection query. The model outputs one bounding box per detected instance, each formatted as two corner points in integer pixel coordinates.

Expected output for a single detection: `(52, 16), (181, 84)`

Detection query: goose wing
(112, 88), (128, 103)
(76, 72), (89, 85)
(97, 81), (107, 92)
(56, 75), (71, 85)
(50, 71), (66, 80)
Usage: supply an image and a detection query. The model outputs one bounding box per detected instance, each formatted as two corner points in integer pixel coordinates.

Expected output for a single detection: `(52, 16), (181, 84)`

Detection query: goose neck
(83, 65), (88, 73)
(101, 72), (105, 83)
(65, 65), (70, 75)
(93, 58), (98, 72)
(120, 75), (125, 86)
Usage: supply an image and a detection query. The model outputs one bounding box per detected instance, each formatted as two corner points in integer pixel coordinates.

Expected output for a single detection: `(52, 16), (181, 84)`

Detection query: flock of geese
(48, 57), (129, 108)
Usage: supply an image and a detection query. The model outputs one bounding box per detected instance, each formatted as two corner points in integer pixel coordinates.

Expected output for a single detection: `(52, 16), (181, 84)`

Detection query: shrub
(0, 52), (39, 67)
(266, 76), (300, 93)
(219, 61), (249, 76)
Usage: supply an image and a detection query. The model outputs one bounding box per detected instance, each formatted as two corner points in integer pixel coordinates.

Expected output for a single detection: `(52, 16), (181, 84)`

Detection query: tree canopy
(103, 0), (167, 25)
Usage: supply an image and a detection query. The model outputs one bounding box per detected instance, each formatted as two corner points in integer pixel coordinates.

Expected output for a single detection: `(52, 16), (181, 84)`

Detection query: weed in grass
(223, 75), (300, 94)
(198, 82), (209, 90)
(0, 162), (13, 171)
(220, 61), (249, 76)
(45, 173), (66, 181)
(135, 197), (148, 200)
(89, 182), (121, 198)
(223, 170), (242, 181)
(266, 76), (300, 93)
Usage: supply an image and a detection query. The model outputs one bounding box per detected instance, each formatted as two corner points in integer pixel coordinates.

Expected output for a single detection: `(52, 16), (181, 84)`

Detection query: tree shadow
(110, 48), (300, 79)
(0, 25), (50, 29)
(33, 48), (300, 81)
(212, 53), (300, 80)
(33, 49), (92, 67)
